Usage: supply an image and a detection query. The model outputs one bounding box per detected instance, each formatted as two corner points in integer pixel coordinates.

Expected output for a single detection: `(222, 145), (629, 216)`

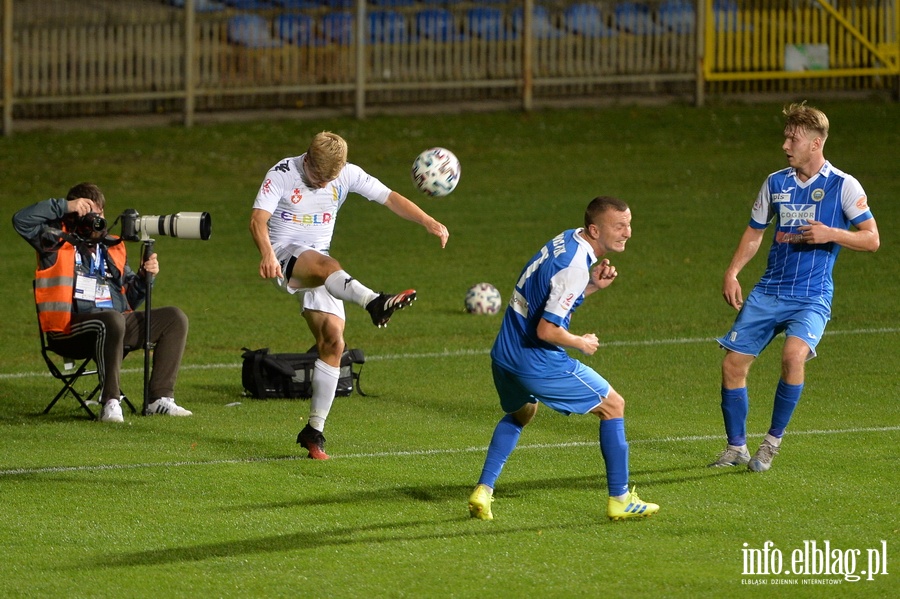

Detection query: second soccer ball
(411, 147), (461, 197)
(465, 283), (502, 315)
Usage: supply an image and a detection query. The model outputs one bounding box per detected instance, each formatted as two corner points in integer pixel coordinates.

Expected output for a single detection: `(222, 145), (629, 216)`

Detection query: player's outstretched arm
(384, 191), (449, 248)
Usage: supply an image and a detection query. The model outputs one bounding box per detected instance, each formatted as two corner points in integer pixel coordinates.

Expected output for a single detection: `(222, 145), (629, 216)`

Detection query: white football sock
(764, 434), (782, 447)
(308, 359), (340, 432)
(324, 270), (378, 307)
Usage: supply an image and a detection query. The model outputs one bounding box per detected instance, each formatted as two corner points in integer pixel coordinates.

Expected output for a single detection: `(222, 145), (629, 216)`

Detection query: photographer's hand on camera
(66, 197), (100, 217)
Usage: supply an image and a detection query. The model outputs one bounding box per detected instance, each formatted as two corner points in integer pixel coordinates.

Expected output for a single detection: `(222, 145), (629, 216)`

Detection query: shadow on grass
(224, 465), (738, 513)
(85, 517), (588, 570)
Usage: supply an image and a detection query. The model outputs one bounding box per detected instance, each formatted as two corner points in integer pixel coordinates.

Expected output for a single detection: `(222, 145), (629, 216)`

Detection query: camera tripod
(140, 238), (155, 415)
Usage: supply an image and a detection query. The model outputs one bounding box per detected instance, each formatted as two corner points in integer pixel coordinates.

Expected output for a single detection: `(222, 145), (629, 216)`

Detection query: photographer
(12, 182), (192, 422)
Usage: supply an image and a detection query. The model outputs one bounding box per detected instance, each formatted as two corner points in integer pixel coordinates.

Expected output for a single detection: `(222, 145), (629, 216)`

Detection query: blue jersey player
(711, 103), (880, 472)
(468, 196), (660, 522)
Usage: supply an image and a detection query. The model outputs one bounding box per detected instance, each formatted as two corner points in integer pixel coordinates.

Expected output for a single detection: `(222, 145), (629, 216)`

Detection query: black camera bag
(241, 346), (366, 399)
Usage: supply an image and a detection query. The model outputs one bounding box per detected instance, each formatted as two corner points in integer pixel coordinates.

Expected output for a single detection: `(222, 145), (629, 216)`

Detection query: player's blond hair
(783, 102), (829, 140)
(305, 131), (348, 185)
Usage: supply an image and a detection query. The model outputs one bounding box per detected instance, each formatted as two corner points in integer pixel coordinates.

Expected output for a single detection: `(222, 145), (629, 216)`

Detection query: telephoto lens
(119, 209), (211, 242)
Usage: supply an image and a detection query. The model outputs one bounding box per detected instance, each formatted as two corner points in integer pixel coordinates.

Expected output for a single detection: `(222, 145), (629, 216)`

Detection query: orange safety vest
(34, 238), (128, 334)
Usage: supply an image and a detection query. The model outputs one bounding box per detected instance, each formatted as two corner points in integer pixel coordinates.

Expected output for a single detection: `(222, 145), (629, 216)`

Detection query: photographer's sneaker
(607, 486), (660, 521)
(748, 440), (780, 472)
(297, 423), (329, 460)
(708, 445), (751, 467)
(468, 484), (494, 521)
(366, 290), (416, 328)
(100, 399), (124, 423)
(145, 397), (192, 417)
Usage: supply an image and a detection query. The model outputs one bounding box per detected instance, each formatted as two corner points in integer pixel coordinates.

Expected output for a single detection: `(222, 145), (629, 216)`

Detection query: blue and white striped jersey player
(468, 196), (660, 522)
(711, 103), (880, 472)
(250, 131), (449, 460)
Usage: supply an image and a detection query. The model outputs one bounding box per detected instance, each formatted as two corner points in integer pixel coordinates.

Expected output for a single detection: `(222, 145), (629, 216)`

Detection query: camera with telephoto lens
(119, 208), (212, 242)
(72, 212), (108, 238)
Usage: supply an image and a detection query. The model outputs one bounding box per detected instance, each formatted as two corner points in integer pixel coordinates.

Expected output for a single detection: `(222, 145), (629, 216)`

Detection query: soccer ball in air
(465, 283), (502, 315)
(411, 147), (461, 197)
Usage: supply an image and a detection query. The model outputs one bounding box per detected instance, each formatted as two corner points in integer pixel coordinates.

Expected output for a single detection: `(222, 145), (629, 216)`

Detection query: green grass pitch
(0, 101), (897, 597)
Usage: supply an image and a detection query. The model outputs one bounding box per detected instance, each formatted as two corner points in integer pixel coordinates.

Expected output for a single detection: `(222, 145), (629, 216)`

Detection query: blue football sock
(721, 387), (749, 447)
(477, 414), (524, 489)
(768, 379), (804, 438)
(599, 418), (629, 498)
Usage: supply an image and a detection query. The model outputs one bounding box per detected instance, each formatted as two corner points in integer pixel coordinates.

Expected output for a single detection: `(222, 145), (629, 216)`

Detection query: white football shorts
(271, 243), (345, 320)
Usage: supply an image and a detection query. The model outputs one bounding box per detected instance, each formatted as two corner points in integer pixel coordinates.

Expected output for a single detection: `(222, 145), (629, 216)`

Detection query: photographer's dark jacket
(13, 198), (149, 333)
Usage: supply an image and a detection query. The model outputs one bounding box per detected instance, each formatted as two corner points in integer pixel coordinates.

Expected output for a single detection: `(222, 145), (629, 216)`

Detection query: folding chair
(34, 282), (136, 420)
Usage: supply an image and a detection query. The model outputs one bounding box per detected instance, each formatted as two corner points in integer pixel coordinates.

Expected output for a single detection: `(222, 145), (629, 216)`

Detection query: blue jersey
(750, 161), (873, 302)
(491, 228), (596, 376)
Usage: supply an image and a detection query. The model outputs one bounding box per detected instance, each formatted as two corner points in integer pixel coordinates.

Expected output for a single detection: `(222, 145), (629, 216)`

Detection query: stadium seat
(369, 10), (413, 44)
(271, 0), (321, 8)
(467, 7), (516, 41)
(657, 0), (695, 34)
(512, 5), (566, 40)
(322, 12), (354, 45)
(370, 0), (417, 7)
(165, 0), (226, 11)
(565, 3), (617, 38)
(275, 13), (323, 46)
(220, 0), (274, 8)
(614, 2), (665, 35)
(416, 8), (467, 42)
(715, 0), (750, 32)
(228, 15), (284, 48)
(34, 281), (137, 420)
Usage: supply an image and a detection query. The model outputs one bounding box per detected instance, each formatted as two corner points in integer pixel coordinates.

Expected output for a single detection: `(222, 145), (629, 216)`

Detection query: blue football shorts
(492, 360), (609, 416)
(717, 290), (831, 358)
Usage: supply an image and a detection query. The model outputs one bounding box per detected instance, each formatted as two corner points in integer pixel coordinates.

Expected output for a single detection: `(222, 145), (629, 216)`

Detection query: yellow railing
(703, 0), (899, 81)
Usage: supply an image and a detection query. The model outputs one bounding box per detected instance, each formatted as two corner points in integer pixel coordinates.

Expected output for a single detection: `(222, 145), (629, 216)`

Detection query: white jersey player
(250, 132), (449, 459)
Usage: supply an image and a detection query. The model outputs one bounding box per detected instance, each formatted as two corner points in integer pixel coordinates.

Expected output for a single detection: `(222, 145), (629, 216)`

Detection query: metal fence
(1, 0), (897, 134)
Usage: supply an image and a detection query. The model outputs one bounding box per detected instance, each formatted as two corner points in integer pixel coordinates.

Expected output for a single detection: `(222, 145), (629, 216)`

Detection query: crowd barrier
(1, 0), (896, 133)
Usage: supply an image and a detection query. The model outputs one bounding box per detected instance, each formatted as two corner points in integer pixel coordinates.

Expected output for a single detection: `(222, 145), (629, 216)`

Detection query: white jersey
(253, 154), (392, 253)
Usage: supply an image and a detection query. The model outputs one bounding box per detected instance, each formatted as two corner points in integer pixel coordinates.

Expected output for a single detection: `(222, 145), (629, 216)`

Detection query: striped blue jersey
(491, 228), (596, 375)
(750, 161), (873, 302)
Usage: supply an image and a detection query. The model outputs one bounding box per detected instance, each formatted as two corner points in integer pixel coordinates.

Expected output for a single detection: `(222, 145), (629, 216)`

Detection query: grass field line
(3, 326), (899, 380)
(2, 425), (897, 478)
